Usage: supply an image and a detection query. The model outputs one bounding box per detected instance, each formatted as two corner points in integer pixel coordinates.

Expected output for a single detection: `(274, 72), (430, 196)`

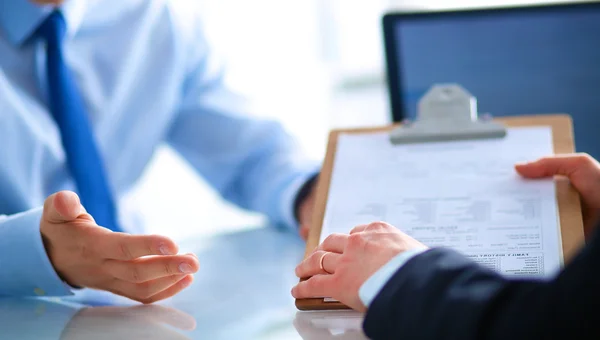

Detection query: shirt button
(34, 288), (46, 296)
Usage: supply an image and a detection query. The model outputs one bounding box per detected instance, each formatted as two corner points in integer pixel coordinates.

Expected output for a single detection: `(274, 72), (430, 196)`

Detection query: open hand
(516, 153), (600, 236)
(41, 191), (199, 303)
(292, 222), (426, 312)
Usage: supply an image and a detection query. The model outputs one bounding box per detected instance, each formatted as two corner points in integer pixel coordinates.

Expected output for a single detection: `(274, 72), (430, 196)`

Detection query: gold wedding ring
(319, 252), (332, 274)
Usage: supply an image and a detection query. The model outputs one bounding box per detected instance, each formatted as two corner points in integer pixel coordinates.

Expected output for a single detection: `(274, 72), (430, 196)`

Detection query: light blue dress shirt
(359, 248), (428, 308)
(0, 0), (317, 297)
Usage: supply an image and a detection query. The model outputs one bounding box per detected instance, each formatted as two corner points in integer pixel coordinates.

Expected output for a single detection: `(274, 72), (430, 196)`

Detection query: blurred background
(124, 0), (590, 241)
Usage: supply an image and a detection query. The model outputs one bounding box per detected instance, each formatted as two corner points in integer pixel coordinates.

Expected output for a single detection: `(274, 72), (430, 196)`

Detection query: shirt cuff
(278, 165), (320, 231)
(359, 248), (428, 308)
(0, 208), (74, 297)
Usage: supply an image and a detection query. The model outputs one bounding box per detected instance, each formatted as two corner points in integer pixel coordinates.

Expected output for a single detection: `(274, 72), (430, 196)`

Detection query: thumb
(43, 191), (86, 223)
(515, 154), (593, 179)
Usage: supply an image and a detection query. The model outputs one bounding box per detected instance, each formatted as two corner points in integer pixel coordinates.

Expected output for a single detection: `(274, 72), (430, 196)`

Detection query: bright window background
(124, 0), (588, 241)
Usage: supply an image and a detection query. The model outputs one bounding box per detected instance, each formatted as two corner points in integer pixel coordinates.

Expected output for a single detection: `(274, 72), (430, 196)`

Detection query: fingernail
(181, 278), (192, 288)
(159, 244), (171, 255)
(179, 263), (194, 274)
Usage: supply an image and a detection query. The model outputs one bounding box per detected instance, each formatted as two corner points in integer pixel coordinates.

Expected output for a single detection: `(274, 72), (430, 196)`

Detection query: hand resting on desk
(292, 222), (426, 312)
(41, 191), (199, 304)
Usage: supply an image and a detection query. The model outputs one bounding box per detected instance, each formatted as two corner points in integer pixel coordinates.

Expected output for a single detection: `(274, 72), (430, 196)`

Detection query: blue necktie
(38, 12), (121, 232)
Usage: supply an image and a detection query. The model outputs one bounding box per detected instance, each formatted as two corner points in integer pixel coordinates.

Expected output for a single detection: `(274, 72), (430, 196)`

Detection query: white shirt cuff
(359, 248), (428, 308)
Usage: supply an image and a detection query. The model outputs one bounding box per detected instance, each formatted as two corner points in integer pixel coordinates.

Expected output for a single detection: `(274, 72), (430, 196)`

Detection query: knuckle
(130, 265), (143, 283)
(363, 238), (377, 251)
(164, 261), (174, 276)
(118, 241), (134, 260)
(306, 277), (320, 291)
(367, 221), (387, 230)
(146, 238), (156, 255)
(575, 153), (594, 165)
(135, 283), (153, 300)
(308, 252), (320, 269)
(347, 233), (364, 247)
(323, 234), (338, 245)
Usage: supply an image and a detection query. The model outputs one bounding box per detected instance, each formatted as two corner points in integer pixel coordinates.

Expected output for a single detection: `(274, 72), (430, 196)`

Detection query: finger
(291, 274), (335, 299)
(43, 191), (88, 223)
(96, 233), (179, 261)
(111, 274), (191, 303)
(295, 251), (341, 278)
(317, 233), (348, 253)
(515, 154), (597, 179)
(138, 275), (194, 304)
(351, 221), (394, 235)
(350, 224), (369, 234)
(104, 254), (200, 283)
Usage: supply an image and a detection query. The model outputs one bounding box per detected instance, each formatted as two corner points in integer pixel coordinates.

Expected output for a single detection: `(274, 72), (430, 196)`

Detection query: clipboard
(295, 84), (585, 311)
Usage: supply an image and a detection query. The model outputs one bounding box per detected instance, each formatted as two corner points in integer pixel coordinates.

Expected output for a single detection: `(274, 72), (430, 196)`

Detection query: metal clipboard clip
(390, 84), (507, 145)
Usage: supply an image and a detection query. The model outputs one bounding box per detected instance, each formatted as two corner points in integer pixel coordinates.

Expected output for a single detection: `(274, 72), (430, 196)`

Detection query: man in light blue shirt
(0, 0), (318, 303)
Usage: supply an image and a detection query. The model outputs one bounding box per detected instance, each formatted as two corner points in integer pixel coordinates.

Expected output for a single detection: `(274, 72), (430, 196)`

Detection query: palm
(40, 191), (199, 303)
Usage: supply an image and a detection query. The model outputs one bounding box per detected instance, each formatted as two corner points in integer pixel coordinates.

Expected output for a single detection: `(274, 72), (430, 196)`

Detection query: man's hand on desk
(41, 191), (199, 303)
(516, 153), (600, 236)
(292, 222), (426, 311)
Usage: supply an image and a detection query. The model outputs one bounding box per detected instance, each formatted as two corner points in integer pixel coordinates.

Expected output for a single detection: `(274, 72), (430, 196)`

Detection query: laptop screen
(388, 4), (600, 158)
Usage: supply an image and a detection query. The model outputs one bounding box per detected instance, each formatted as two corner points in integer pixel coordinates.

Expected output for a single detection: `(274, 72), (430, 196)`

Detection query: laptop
(383, 2), (600, 159)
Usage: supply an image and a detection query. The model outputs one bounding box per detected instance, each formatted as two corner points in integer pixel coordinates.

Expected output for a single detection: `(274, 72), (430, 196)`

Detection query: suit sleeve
(363, 228), (600, 340)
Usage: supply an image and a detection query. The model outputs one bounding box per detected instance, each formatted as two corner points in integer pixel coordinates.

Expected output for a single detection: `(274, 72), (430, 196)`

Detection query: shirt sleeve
(166, 18), (319, 230)
(0, 208), (74, 297)
(359, 248), (428, 308)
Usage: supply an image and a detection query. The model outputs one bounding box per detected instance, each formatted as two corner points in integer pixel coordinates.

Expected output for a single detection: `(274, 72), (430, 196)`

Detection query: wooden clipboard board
(296, 114), (585, 311)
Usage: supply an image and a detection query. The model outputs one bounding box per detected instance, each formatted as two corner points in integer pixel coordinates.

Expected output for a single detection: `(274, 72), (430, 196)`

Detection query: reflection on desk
(0, 298), (194, 340)
(294, 311), (367, 340)
(0, 226), (369, 339)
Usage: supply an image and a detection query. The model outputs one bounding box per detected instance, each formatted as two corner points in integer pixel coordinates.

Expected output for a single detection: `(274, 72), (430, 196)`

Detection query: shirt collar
(0, 0), (87, 46)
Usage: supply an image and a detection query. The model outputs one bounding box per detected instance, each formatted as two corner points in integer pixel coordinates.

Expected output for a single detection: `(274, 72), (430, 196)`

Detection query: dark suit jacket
(363, 227), (600, 340)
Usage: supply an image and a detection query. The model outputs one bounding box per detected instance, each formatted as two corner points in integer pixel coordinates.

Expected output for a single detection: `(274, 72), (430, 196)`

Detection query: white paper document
(321, 127), (563, 277)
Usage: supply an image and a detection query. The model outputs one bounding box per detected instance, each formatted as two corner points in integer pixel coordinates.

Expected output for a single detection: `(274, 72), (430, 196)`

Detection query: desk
(0, 226), (367, 340)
